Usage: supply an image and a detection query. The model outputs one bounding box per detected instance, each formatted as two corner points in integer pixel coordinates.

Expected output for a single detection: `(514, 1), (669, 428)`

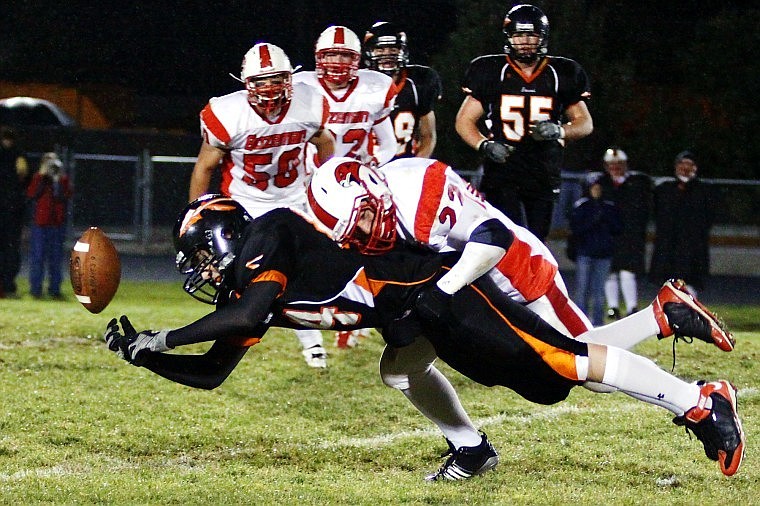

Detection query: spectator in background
(0, 126), (30, 298)
(597, 147), (652, 320)
(26, 152), (72, 299)
(649, 151), (714, 297)
(570, 179), (623, 326)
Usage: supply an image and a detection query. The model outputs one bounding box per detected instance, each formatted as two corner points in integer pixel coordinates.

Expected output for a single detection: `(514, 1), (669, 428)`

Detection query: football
(69, 227), (122, 314)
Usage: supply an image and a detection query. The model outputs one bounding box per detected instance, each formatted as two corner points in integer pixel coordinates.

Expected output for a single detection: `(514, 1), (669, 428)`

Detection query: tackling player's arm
(416, 218), (513, 321)
(189, 141), (225, 201)
(309, 127), (335, 166)
(415, 111), (437, 158)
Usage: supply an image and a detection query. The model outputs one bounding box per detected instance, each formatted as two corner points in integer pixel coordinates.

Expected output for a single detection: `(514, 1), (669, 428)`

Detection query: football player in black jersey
(103, 195), (745, 478)
(364, 21), (442, 159)
(455, 4), (593, 242)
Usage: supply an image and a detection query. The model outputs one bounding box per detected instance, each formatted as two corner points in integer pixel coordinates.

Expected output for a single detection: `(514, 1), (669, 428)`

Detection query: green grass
(1, 281), (758, 504)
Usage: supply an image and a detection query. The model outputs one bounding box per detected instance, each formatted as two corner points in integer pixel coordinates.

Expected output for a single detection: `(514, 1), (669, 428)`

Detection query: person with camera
(26, 152), (72, 299)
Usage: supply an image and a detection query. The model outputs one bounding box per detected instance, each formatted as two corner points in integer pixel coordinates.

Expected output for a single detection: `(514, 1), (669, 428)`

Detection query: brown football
(69, 227), (121, 314)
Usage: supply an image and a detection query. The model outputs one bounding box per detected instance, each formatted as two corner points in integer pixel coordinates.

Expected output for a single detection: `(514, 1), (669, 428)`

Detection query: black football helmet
(173, 194), (252, 304)
(363, 21), (409, 76)
(502, 4), (549, 63)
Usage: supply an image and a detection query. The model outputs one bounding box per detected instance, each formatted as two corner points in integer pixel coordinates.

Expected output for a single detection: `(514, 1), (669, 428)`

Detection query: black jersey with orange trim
(156, 208), (589, 403)
(228, 207), (440, 331)
(391, 65), (442, 158)
(462, 54), (590, 194)
(230, 209), (587, 404)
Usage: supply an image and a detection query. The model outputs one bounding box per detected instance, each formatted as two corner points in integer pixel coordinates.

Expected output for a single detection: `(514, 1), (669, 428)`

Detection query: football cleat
(425, 433), (499, 481)
(653, 278), (734, 351)
(335, 330), (360, 349)
(673, 380), (745, 476)
(607, 307), (621, 320)
(302, 344), (328, 368)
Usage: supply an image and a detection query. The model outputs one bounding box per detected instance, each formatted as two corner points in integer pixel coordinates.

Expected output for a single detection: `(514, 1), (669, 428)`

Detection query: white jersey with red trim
(199, 84), (328, 218)
(379, 157), (558, 303)
(294, 69), (397, 167)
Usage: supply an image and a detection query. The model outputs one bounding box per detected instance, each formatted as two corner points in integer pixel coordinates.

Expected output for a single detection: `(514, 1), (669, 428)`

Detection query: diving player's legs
(380, 337), (482, 448)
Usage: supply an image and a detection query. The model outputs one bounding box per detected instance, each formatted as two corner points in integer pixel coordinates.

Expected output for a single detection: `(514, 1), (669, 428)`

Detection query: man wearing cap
(596, 147), (653, 320)
(649, 151), (714, 296)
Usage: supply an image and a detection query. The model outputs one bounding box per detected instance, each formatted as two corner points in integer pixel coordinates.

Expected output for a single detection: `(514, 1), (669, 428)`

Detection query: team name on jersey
(244, 130), (307, 150)
(327, 111), (369, 124)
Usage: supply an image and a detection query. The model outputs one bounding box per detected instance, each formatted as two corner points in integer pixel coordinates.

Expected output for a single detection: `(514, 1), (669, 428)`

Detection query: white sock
(294, 329), (323, 349)
(605, 273), (619, 309)
(575, 304), (660, 349)
(601, 346), (701, 416)
(620, 270), (638, 313)
(402, 366), (482, 448)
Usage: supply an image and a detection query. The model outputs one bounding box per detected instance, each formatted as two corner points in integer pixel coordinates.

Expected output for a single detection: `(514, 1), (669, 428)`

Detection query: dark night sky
(0, 1), (457, 98)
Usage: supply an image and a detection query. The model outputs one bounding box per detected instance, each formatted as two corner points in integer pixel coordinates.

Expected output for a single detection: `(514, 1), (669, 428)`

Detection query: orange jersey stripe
(249, 269), (287, 297)
(471, 282), (580, 382)
(506, 55), (550, 84)
(229, 336), (262, 348)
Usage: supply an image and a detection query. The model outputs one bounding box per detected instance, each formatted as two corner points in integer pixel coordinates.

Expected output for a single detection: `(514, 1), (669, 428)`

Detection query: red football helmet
(307, 157), (397, 255)
(315, 26), (362, 87)
(241, 43), (294, 116)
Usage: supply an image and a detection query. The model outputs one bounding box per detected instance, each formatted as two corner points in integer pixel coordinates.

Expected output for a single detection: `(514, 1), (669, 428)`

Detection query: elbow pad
(469, 219), (513, 250)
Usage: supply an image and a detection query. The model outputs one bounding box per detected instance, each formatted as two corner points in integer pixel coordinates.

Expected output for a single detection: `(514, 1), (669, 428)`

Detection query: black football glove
(530, 120), (564, 141)
(415, 285), (453, 322)
(104, 316), (131, 361)
(103, 315), (171, 366)
(383, 309), (422, 348)
(478, 140), (514, 164)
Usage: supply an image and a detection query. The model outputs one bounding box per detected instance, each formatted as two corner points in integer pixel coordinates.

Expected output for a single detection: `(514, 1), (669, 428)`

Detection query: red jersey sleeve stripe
(201, 103), (232, 145)
(385, 81), (400, 108)
(321, 96), (330, 128)
(413, 160), (449, 243)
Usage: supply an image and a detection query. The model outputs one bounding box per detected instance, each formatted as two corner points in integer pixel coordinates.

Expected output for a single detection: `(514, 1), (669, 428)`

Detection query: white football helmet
(307, 157), (397, 255)
(241, 43), (294, 115)
(315, 26), (361, 86)
(603, 147), (628, 163)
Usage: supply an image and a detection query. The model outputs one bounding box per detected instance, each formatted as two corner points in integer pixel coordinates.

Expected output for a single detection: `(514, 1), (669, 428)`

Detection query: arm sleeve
(436, 219), (513, 295)
(139, 338), (256, 390)
(372, 117), (398, 166)
(165, 281), (282, 348)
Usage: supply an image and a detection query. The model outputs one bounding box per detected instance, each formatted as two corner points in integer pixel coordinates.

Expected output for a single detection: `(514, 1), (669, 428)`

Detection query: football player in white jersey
(294, 25), (399, 348)
(308, 157), (734, 354)
(188, 43), (335, 368)
(294, 25), (398, 171)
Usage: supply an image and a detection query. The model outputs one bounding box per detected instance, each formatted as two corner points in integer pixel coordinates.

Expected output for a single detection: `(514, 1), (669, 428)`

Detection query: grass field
(1, 280), (757, 504)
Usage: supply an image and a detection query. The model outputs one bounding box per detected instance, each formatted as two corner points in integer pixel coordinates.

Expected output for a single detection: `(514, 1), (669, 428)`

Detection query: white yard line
(3, 388), (756, 482)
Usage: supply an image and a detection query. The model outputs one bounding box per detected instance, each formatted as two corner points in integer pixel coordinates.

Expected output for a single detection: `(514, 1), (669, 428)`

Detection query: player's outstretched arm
(139, 339), (252, 390)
